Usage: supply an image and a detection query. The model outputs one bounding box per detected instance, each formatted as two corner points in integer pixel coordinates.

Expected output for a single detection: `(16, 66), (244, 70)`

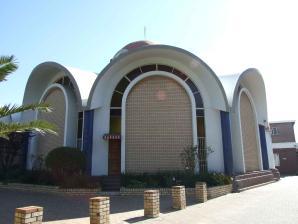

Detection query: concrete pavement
(1, 176), (298, 224)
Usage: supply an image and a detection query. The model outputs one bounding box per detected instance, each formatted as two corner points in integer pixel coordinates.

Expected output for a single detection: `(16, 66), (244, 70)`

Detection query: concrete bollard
(14, 206), (43, 224)
(172, 185), (186, 209)
(144, 190), (160, 218)
(195, 182), (208, 203)
(89, 196), (110, 224)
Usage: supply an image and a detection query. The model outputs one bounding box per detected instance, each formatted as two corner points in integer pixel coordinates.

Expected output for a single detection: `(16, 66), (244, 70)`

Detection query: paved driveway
(1, 176), (298, 224)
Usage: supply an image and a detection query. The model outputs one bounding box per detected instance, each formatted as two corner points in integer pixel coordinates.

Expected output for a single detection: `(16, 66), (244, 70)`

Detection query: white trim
(273, 153), (280, 167)
(120, 71), (198, 173)
(237, 88), (263, 172)
(37, 83), (69, 145)
(272, 142), (298, 149)
(270, 120), (295, 124)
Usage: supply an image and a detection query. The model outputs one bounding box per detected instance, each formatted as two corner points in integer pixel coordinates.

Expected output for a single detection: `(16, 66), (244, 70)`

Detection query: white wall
(205, 108), (225, 172)
(64, 86), (78, 147)
(230, 111), (245, 173)
(91, 107), (109, 175)
(266, 131), (276, 168)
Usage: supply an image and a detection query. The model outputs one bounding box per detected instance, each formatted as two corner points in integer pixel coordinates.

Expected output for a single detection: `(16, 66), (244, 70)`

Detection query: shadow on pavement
(0, 189), (198, 223)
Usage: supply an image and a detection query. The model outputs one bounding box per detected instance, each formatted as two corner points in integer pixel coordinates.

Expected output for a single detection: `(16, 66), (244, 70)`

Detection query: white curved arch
(219, 68), (268, 124)
(22, 61), (97, 115)
(87, 45), (229, 112)
(237, 88), (263, 172)
(27, 83), (79, 168)
(37, 83), (69, 145)
(120, 71), (198, 172)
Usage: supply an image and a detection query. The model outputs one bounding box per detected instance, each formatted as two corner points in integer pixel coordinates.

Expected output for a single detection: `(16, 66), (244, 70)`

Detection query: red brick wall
(273, 148), (298, 175)
(270, 122), (296, 143)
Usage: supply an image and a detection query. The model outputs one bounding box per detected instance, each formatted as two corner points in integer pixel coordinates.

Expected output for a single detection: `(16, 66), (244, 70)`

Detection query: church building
(22, 41), (276, 177)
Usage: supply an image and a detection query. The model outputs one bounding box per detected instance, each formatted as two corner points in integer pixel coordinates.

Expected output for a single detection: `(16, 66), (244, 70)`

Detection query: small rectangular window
(271, 127), (279, 136)
(157, 64), (172, 73)
(115, 78), (130, 93)
(77, 111), (84, 150)
(126, 67), (142, 81)
(77, 112), (83, 139)
(172, 68), (188, 80)
(111, 91), (123, 107)
(140, 64), (156, 73)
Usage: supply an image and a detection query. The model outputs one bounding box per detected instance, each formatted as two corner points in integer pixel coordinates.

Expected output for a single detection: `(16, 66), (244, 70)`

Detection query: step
(237, 180), (276, 192)
(233, 170), (275, 192)
(101, 176), (121, 191)
(234, 170), (273, 180)
(234, 174), (274, 190)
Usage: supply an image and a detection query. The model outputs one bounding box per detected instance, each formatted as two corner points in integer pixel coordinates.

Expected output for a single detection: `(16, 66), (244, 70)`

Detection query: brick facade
(38, 88), (65, 157)
(0, 183), (102, 195)
(120, 185), (232, 199)
(271, 122), (296, 143)
(240, 92), (260, 171)
(270, 121), (298, 175)
(273, 148), (298, 175)
(126, 76), (193, 173)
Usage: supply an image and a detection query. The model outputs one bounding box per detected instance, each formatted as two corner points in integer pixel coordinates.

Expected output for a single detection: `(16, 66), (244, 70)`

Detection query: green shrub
(0, 169), (56, 186)
(20, 170), (56, 185)
(121, 171), (232, 188)
(45, 147), (86, 180)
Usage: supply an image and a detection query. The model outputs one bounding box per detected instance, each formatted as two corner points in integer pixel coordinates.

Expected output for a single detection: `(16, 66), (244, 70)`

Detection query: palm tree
(0, 55), (57, 138)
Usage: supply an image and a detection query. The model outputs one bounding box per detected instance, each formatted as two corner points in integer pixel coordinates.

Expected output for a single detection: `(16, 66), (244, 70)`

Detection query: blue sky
(1, 0), (298, 134)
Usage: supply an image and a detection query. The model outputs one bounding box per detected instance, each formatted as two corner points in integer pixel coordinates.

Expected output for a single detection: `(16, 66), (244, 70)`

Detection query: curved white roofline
(23, 61), (97, 108)
(87, 44), (229, 111)
(219, 68), (268, 122)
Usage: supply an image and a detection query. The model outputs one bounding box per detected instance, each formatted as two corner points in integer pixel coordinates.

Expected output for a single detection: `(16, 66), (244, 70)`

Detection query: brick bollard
(14, 206), (43, 224)
(144, 190), (160, 218)
(89, 196), (110, 224)
(195, 182), (208, 203)
(172, 186), (186, 209)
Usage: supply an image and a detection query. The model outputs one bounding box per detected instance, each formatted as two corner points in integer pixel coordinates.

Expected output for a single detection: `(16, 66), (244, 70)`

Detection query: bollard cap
(144, 190), (159, 194)
(196, 182), (207, 185)
(15, 206), (43, 214)
(90, 196), (109, 201)
(172, 185), (185, 189)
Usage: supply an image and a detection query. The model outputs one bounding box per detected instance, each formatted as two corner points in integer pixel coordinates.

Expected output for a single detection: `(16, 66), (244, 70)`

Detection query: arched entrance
(240, 91), (260, 172)
(107, 64), (206, 175)
(37, 87), (66, 157)
(125, 76), (193, 173)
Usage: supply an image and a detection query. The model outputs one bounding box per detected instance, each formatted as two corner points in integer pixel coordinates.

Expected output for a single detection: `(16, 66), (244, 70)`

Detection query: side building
(270, 121), (298, 175)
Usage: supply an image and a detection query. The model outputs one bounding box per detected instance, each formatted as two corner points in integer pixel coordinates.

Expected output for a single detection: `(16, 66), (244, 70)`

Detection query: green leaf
(0, 120), (57, 139)
(0, 55), (18, 82)
(0, 103), (53, 118)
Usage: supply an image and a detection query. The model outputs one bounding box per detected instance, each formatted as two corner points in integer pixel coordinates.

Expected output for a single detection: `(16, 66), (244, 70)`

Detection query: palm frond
(0, 55), (18, 82)
(0, 103), (53, 118)
(0, 120), (57, 139)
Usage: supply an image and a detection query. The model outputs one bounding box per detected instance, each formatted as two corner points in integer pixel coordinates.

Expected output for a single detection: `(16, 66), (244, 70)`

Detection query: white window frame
(271, 127), (279, 136)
